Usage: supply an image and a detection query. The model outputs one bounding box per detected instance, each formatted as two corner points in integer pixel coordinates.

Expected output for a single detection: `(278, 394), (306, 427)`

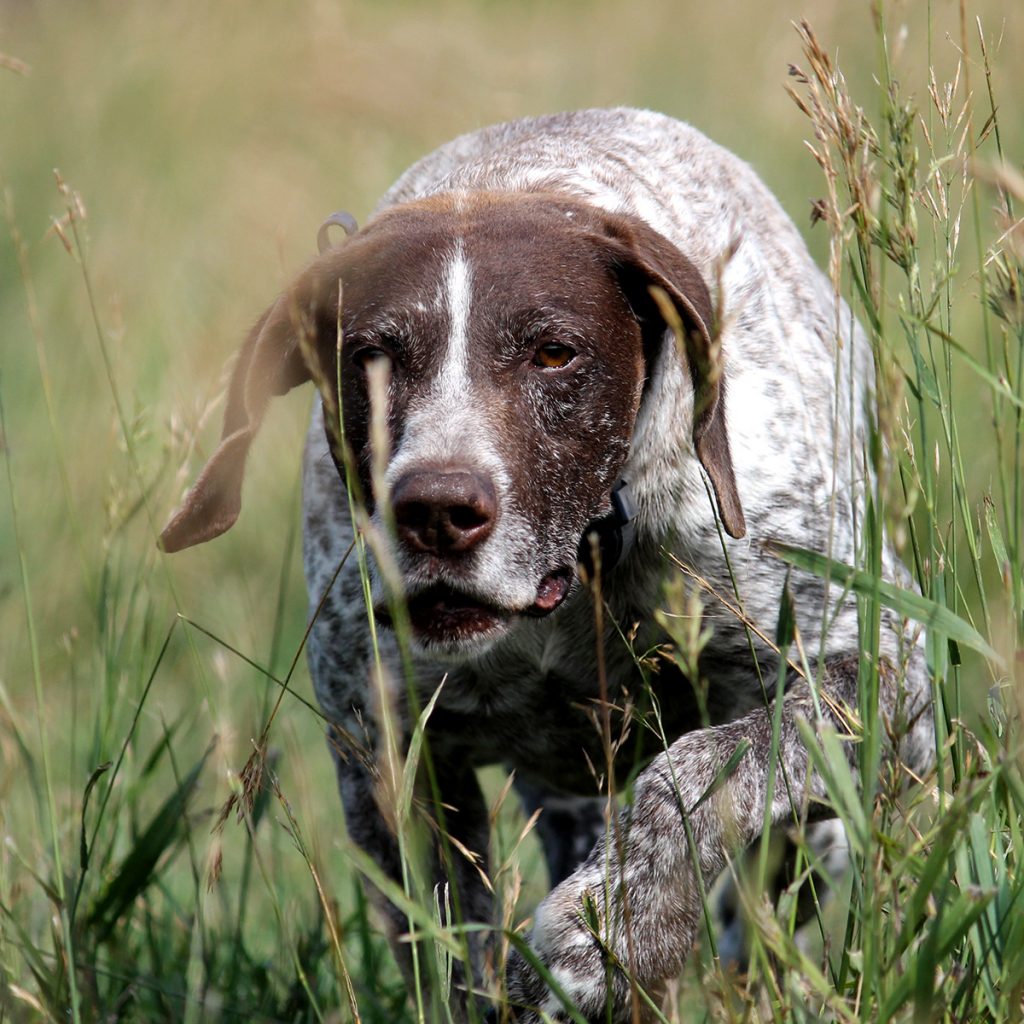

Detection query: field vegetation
(1, 1), (1022, 1020)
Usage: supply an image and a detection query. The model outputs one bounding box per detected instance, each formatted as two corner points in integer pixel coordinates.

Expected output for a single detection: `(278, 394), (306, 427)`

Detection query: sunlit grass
(1, 0), (1022, 1020)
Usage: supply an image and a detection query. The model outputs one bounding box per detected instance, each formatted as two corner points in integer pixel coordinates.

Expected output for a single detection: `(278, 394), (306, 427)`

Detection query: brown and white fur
(161, 108), (934, 1021)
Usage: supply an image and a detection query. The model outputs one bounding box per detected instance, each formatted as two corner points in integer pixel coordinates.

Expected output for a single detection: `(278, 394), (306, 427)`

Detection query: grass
(1, 0), (1022, 1020)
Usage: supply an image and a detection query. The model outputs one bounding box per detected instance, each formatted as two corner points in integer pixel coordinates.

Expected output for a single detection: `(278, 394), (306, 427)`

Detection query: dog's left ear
(596, 214), (746, 540)
(158, 289), (315, 553)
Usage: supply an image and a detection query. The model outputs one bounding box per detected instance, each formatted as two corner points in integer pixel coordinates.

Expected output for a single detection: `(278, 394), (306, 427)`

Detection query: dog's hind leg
(714, 818), (849, 970)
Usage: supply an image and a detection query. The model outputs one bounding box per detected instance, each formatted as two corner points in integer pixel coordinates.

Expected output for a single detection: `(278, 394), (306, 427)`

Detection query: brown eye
(533, 342), (576, 369)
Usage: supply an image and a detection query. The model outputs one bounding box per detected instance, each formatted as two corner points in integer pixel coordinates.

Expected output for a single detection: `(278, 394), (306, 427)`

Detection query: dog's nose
(391, 470), (497, 555)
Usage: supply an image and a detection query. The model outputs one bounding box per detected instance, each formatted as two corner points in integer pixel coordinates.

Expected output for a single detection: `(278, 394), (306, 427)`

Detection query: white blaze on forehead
(436, 242), (473, 398)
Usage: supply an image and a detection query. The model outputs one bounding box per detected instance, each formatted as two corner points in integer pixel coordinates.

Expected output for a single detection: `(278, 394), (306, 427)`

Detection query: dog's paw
(503, 766), (709, 1021)
(501, 874), (615, 1020)
(504, 871), (683, 1023)
(503, 932), (603, 1022)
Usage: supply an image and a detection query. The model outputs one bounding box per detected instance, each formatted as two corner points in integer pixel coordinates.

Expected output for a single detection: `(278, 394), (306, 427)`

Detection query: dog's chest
(429, 669), (645, 794)
(418, 597), (730, 790)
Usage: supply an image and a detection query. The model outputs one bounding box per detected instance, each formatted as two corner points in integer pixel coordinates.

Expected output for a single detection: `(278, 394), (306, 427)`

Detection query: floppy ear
(158, 291), (316, 553)
(597, 215), (746, 540)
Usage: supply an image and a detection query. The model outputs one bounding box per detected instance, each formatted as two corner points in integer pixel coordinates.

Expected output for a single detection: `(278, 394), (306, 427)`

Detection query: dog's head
(160, 191), (744, 653)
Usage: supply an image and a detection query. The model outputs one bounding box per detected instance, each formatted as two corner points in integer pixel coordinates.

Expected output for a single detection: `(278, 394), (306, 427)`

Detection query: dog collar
(577, 479), (638, 576)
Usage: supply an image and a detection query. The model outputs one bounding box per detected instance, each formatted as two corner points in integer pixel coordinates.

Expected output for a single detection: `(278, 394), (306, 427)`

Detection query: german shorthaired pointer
(161, 108), (933, 1021)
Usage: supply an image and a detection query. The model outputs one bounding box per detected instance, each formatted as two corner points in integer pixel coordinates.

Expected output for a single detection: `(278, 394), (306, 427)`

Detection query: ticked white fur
(296, 110), (935, 1023)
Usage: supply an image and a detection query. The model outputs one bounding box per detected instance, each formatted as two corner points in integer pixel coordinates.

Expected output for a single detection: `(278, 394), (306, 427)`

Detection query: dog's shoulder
(382, 111), (805, 277)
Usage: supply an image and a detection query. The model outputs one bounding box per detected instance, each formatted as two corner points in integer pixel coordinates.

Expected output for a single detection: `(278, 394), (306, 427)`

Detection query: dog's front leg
(504, 652), (932, 1023)
(331, 736), (495, 1018)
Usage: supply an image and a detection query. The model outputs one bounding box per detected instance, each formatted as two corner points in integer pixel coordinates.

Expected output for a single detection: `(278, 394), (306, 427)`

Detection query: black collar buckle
(577, 479), (638, 578)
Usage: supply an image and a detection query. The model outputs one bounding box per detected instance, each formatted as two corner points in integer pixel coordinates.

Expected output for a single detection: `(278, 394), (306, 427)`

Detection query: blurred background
(1, 0), (1021, 1019)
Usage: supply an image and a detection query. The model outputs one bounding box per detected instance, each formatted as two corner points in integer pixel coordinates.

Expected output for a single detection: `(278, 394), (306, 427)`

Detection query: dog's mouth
(375, 568), (573, 647)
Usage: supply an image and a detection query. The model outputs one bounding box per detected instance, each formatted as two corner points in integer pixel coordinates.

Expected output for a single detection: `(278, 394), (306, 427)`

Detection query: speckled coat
(163, 108), (934, 1023)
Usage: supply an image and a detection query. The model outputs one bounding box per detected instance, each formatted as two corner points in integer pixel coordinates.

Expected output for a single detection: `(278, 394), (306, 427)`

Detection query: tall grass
(1, 0), (1022, 1020)
(732, 14), (1023, 1018)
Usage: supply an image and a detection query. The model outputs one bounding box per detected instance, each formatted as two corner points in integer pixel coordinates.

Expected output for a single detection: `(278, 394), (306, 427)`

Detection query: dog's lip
(375, 583), (508, 641)
(523, 567), (573, 617)
(411, 584), (506, 622)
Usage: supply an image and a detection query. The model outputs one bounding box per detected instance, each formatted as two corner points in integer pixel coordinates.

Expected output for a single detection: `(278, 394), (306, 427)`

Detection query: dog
(161, 108), (934, 1021)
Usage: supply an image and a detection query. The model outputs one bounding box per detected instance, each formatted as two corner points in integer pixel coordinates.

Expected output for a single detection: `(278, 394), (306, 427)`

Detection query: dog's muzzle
(377, 478), (636, 648)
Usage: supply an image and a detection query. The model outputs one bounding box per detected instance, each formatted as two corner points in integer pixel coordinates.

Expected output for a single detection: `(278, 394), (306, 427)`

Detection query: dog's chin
(375, 568), (574, 658)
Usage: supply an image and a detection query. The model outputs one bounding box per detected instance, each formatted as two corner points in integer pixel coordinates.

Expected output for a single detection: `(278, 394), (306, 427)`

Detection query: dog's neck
(577, 479), (637, 577)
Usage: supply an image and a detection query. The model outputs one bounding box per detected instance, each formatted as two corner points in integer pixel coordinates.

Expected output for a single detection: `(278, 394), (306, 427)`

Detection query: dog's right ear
(591, 213), (747, 540)
(158, 289), (317, 553)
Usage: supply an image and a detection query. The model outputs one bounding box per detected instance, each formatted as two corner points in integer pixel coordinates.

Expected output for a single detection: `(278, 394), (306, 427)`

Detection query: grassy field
(1, 0), (1023, 1020)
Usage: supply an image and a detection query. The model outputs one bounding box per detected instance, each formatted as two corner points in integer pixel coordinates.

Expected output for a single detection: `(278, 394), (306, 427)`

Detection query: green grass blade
(398, 676), (446, 828)
(689, 737), (751, 815)
(768, 542), (1001, 662)
(87, 739), (215, 941)
(77, 761), (111, 873)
